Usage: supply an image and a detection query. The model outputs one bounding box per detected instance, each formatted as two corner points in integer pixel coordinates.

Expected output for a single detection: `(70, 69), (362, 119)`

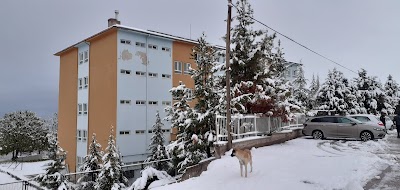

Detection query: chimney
(108, 10), (121, 27)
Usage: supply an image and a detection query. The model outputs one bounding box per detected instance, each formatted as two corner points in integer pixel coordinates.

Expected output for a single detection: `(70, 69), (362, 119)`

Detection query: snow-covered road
(155, 136), (396, 190)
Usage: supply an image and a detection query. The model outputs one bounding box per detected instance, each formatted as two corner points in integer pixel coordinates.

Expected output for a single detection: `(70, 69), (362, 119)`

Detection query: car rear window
(351, 116), (370, 122)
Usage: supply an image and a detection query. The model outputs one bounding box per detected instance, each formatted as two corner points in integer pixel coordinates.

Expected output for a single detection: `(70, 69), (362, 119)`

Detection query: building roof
(284, 61), (302, 68)
(55, 24), (224, 56)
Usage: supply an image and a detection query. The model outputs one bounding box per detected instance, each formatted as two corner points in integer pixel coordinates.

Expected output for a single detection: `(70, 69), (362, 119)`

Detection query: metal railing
(216, 114), (306, 143)
(0, 180), (41, 190)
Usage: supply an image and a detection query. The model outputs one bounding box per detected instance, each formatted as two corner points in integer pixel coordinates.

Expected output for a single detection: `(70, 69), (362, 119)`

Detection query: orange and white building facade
(55, 17), (224, 172)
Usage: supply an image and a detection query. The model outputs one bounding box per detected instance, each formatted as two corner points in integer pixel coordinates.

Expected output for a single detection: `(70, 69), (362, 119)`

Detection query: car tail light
(378, 122), (384, 126)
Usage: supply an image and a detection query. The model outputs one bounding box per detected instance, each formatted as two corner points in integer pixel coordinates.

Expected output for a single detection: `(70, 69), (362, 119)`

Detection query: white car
(349, 114), (386, 129)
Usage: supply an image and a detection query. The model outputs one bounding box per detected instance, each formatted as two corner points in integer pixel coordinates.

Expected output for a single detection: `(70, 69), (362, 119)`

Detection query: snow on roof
(284, 61), (302, 68)
(55, 24), (225, 56)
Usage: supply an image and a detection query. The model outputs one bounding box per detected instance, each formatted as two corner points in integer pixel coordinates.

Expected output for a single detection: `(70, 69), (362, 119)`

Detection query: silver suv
(302, 116), (386, 141)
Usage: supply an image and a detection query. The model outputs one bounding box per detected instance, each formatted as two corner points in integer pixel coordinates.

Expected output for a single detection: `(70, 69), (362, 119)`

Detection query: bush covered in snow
(129, 166), (175, 190)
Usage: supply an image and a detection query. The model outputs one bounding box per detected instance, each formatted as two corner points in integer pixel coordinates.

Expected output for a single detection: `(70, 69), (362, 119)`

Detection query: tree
(353, 69), (386, 114)
(35, 142), (70, 189)
(96, 129), (128, 190)
(78, 134), (103, 190)
(0, 110), (48, 159)
(291, 66), (309, 112)
(145, 111), (169, 171)
(165, 83), (207, 174)
(384, 74), (400, 114)
(129, 167), (175, 190)
(316, 68), (350, 114)
(47, 131), (58, 160)
(191, 34), (220, 157)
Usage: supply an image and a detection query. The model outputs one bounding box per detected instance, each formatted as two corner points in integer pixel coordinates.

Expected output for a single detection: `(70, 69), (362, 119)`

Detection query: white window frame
(148, 101), (158, 105)
(78, 104), (82, 115)
(82, 130), (87, 141)
(84, 77), (88, 88)
(83, 103), (88, 115)
(120, 100), (131, 104)
(162, 74), (171, 79)
(148, 44), (158, 50)
(77, 130), (82, 141)
(120, 39), (131, 45)
(79, 52), (84, 64)
(121, 69), (131, 75)
(162, 129), (171, 133)
(148, 72), (158, 77)
(78, 78), (83, 89)
(84, 50), (89, 62)
(161, 47), (170, 52)
(174, 61), (182, 74)
(136, 100), (146, 105)
(162, 101), (171, 106)
(135, 42), (145, 48)
(135, 130), (145, 134)
(119, 130), (130, 135)
(136, 71), (146, 76)
(184, 63), (191, 74)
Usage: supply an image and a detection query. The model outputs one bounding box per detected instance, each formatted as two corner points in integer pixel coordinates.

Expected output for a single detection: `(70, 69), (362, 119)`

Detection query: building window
(83, 103), (88, 115)
(119, 131), (130, 135)
(135, 42), (145, 47)
(293, 70), (297, 76)
(187, 89), (193, 100)
(184, 63), (191, 74)
(162, 74), (171, 79)
(77, 130), (87, 141)
(135, 130), (145, 134)
(120, 39), (131, 45)
(78, 78), (83, 89)
(136, 71), (146, 76)
(148, 44), (158, 50)
(161, 47), (170, 52)
(162, 129), (171, 133)
(148, 101), (158, 105)
(148, 130), (153, 134)
(162, 101), (171, 106)
(77, 156), (84, 166)
(79, 52), (83, 64)
(121, 69), (131, 74)
(78, 104), (82, 115)
(174, 61), (182, 74)
(136, 100), (146, 105)
(84, 77), (89, 88)
(148, 72), (158, 77)
(120, 100), (131, 104)
(84, 50), (89, 62)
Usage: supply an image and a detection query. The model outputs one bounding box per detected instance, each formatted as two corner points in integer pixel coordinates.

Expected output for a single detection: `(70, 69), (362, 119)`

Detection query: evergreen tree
(308, 74), (319, 110)
(78, 134), (103, 190)
(353, 69), (386, 114)
(96, 129), (128, 190)
(384, 74), (400, 114)
(35, 142), (70, 189)
(165, 83), (207, 174)
(191, 34), (219, 157)
(291, 66), (309, 112)
(316, 68), (350, 114)
(145, 111), (169, 171)
(47, 131), (58, 160)
(0, 111), (48, 159)
(345, 81), (361, 114)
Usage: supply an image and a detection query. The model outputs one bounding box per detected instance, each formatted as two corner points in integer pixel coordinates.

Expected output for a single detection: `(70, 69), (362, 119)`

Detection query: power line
(230, 3), (358, 74)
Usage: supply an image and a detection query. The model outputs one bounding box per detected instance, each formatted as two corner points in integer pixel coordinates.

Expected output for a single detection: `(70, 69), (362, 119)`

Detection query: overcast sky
(0, 0), (399, 117)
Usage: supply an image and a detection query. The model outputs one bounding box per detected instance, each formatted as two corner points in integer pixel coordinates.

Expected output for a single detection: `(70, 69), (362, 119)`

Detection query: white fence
(216, 114), (306, 143)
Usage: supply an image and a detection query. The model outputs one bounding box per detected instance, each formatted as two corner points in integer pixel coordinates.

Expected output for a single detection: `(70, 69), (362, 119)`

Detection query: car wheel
(312, 130), (324, 140)
(360, 131), (373, 141)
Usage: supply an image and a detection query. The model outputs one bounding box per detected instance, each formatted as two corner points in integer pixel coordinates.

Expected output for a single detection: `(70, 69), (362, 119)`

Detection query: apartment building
(55, 15), (224, 172)
(283, 61), (303, 82)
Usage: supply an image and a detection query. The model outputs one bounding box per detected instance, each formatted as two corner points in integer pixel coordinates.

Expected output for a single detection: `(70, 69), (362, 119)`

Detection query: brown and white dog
(231, 148), (253, 177)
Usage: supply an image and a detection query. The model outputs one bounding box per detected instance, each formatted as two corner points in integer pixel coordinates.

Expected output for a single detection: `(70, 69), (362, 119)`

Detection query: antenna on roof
(115, 10), (119, 20)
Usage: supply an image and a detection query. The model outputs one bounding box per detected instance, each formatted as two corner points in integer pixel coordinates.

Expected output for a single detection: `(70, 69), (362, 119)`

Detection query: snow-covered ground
(155, 137), (395, 190)
(0, 160), (51, 178)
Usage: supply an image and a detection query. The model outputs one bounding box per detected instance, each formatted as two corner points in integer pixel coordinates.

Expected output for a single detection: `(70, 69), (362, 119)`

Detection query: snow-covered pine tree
(47, 131), (58, 160)
(0, 111), (48, 159)
(35, 142), (70, 189)
(145, 111), (169, 171)
(308, 74), (319, 110)
(78, 134), (103, 190)
(353, 69), (386, 114)
(164, 83), (207, 174)
(291, 66), (309, 112)
(345, 81), (361, 114)
(384, 74), (400, 114)
(191, 33), (219, 157)
(316, 68), (350, 114)
(96, 129), (128, 190)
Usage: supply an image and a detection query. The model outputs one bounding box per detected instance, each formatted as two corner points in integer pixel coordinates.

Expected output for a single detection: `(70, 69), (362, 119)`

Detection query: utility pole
(226, 0), (233, 150)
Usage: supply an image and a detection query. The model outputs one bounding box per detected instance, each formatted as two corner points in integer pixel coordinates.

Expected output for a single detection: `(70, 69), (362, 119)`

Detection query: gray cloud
(0, 0), (399, 117)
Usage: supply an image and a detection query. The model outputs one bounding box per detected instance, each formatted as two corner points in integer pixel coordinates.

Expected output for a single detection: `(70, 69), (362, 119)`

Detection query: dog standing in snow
(231, 148), (253, 177)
